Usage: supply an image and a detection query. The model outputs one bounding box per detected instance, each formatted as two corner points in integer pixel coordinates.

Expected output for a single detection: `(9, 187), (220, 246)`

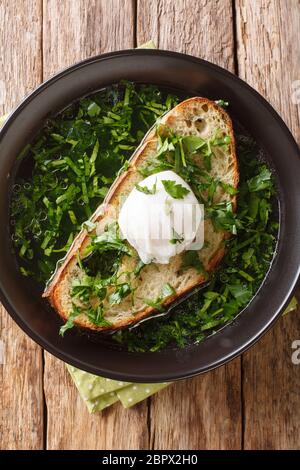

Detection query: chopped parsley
(85, 222), (132, 257)
(247, 166), (272, 192)
(181, 250), (207, 275)
(11, 85), (278, 347)
(86, 305), (112, 327)
(207, 201), (237, 235)
(139, 129), (232, 212)
(144, 283), (175, 313)
(135, 180), (157, 195)
(108, 283), (132, 306)
(115, 133), (278, 352)
(11, 82), (178, 283)
(59, 305), (81, 337)
(161, 180), (190, 199)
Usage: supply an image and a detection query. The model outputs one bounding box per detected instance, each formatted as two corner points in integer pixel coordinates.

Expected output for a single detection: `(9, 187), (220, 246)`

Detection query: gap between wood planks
(231, 0), (245, 451)
(40, 0), (47, 451)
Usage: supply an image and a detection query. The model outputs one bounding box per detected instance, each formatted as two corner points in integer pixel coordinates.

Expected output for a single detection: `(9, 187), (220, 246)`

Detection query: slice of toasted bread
(43, 97), (238, 331)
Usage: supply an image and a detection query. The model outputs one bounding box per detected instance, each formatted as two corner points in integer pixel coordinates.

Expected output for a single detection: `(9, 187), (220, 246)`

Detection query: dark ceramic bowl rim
(0, 49), (300, 382)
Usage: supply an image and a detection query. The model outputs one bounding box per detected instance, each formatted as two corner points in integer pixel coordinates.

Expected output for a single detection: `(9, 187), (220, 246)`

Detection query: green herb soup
(10, 82), (278, 352)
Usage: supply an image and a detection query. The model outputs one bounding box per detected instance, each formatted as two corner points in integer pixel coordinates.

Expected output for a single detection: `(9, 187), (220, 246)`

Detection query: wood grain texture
(150, 362), (241, 450)
(1, 0), (300, 451)
(137, 0), (234, 69)
(236, 0), (300, 144)
(43, 357), (149, 450)
(0, 0), (44, 450)
(137, 0), (241, 450)
(236, 0), (300, 449)
(43, 0), (135, 78)
(42, 0), (150, 450)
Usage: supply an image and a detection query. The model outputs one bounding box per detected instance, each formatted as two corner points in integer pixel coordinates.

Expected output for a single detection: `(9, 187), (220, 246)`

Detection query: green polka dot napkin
(67, 365), (169, 412)
(0, 40), (298, 413)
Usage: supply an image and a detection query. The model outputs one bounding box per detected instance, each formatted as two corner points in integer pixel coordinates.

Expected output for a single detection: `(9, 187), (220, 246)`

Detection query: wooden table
(1, 0), (300, 450)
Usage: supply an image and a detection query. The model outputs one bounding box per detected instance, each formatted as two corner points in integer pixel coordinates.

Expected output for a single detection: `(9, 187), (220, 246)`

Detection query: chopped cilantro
(181, 251), (207, 275)
(86, 304), (112, 327)
(161, 283), (176, 298)
(135, 180), (157, 195)
(247, 166), (272, 192)
(134, 259), (146, 276)
(108, 283), (132, 306)
(228, 282), (253, 305)
(116, 134), (278, 352)
(11, 82), (178, 283)
(87, 102), (101, 117)
(59, 305), (81, 337)
(161, 180), (190, 199)
(207, 201), (237, 234)
(144, 283), (175, 312)
(11, 83), (278, 349)
(86, 222), (132, 257)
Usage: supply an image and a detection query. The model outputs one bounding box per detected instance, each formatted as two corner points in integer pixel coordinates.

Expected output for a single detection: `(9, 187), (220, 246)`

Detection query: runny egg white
(118, 170), (204, 264)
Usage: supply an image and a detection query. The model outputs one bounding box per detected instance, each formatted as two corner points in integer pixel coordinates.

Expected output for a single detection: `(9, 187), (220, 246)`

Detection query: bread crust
(43, 97), (239, 331)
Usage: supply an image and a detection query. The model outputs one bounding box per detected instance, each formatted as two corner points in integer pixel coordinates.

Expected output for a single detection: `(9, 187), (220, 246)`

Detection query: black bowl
(1, 49), (300, 382)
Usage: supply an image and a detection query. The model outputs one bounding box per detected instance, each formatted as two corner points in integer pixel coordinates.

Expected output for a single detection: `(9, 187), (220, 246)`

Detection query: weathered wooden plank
(137, 0), (234, 69)
(44, 356), (149, 450)
(150, 362), (241, 450)
(137, 0), (242, 450)
(0, 0), (44, 450)
(43, 0), (135, 77)
(236, 0), (300, 143)
(42, 0), (150, 450)
(236, 0), (300, 449)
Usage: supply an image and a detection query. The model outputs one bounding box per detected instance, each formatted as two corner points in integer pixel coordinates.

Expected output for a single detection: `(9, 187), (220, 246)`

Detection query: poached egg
(118, 170), (203, 264)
